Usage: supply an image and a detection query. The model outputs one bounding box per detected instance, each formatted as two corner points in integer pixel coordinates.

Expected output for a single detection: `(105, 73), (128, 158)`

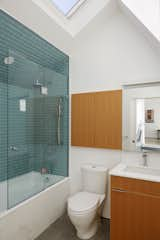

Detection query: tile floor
(36, 214), (110, 240)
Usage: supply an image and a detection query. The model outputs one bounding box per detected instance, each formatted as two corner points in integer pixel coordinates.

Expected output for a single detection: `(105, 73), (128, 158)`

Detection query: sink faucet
(142, 152), (148, 167)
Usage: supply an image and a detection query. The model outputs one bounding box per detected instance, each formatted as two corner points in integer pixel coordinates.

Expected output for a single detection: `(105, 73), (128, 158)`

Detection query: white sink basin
(124, 166), (160, 176)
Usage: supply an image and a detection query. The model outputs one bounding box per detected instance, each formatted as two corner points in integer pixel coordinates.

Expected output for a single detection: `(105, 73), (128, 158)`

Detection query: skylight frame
(51, 0), (87, 18)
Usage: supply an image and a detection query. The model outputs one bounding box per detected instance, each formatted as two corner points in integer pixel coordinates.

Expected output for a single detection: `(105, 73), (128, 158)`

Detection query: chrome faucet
(142, 152), (148, 167)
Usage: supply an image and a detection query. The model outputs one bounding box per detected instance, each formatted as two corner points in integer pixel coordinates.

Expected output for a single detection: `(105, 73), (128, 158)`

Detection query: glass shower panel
(7, 50), (69, 208)
(7, 50), (45, 208)
(0, 10), (69, 213)
(33, 66), (69, 188)
(45, 66), (68, 183)
(44, 67), (69, 178)
(0, 49), (8, 213)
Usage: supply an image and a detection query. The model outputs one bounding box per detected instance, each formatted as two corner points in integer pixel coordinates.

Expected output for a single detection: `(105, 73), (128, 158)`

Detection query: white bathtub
(0, 172), (70, 240)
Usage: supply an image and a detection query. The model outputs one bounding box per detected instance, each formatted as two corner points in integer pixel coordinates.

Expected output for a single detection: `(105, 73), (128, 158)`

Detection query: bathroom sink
(124, 166), (160, 176)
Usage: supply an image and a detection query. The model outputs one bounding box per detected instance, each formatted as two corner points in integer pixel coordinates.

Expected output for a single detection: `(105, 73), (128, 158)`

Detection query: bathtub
(0, 172), (70, 240)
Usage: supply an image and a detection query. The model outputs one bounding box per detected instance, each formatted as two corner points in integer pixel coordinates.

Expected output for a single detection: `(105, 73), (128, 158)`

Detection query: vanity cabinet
(110, 176), (160, 240)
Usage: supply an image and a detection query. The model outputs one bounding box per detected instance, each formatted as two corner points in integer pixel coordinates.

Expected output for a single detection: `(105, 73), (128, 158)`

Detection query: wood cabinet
(71, 90), (122, 149)
(110, 176), (160, 240)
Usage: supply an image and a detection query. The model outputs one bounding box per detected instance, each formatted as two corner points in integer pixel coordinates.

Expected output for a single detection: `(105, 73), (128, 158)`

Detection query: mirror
(123, 85), (160, 151)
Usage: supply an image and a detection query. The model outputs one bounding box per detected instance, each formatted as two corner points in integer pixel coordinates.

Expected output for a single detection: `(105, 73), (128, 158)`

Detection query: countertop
(109, 163), (160, 183)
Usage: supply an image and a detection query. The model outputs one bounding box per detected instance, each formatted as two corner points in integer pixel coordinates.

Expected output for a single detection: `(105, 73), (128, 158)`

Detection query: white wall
(70, 6), (160, 218)
(70, 8), (160, 93)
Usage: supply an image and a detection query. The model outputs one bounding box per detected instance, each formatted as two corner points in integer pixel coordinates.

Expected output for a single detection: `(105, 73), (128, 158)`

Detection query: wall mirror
(123, 84), (160, 152)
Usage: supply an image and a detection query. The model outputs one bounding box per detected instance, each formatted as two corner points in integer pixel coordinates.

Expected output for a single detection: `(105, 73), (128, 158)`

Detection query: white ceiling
(32, 0), (160, 45)
(31, 0), (113, 37)
(120, 0), (160, 42)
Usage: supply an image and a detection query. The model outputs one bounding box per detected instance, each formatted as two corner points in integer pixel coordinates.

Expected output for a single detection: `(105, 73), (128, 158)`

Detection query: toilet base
(77, 221), (98, 240)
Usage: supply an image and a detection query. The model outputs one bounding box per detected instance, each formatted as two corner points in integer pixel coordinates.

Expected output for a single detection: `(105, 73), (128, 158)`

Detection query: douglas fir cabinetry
(110, 176), (160, 240)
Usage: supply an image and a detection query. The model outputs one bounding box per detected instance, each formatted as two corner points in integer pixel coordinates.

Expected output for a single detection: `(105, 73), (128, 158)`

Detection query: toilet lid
(68, 192), (100, 213)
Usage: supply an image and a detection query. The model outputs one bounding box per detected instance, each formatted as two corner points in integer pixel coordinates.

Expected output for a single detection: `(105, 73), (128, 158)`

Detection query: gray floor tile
(36, 214), (110, 240)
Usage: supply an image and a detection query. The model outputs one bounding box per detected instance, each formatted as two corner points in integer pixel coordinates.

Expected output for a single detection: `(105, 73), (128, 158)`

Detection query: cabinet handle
(112, 188), (126, 193)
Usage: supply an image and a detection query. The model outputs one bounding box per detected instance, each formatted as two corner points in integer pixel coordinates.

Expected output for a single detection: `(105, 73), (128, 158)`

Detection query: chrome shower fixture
(4, 56), (14, 65)
(57, 97), (63, 117)
(57, 97), (63, 145)
(33, 79), (42, 87)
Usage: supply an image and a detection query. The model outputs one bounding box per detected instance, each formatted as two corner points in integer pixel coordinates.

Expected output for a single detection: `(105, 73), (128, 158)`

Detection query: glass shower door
(7, 50), (44, 208)
(0, 51), (8, 213)
(42, 66), (69, 178)
(7, 49), (69, 209)
(33, 65), (69, 189)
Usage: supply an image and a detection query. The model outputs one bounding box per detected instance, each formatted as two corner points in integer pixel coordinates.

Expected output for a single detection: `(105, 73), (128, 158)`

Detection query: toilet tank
(81, 165), (108, 194)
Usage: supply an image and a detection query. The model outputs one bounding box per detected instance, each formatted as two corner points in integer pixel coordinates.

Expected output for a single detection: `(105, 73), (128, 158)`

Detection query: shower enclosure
(0, 11), (69, 214)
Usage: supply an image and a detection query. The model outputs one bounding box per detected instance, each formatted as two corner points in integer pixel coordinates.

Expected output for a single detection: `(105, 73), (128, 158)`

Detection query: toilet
(67, 165), (108, 239)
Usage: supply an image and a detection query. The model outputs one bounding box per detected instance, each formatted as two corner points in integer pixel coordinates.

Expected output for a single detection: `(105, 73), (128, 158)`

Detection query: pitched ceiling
(31, 0), (113, 37)
(32, 0), (160, 48)
(119, 0), (160, 42)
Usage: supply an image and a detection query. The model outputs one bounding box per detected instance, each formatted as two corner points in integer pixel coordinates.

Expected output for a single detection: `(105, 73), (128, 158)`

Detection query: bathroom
(0, 0), (160, 240)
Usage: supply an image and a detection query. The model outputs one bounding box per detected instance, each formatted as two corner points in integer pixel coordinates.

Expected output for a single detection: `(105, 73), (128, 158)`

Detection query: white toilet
(67, 165), (108, 239)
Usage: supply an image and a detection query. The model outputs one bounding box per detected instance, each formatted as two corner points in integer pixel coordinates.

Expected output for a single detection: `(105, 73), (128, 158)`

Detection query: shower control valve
(9, 145), (18, 151)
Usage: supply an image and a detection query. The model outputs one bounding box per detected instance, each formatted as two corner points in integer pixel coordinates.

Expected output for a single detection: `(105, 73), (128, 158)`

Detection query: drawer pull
(113, 189), (126, 193)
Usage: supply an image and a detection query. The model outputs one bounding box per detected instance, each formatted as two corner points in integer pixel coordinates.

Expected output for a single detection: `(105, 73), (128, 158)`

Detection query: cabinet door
(71, 90), (122, 149)
(111, 189), (160, 240)
(94, 90), (122, 149)
(71, 93), (95, 147)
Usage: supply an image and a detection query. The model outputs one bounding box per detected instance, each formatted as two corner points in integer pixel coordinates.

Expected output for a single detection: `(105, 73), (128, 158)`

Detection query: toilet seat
(68, 192), (101, 215)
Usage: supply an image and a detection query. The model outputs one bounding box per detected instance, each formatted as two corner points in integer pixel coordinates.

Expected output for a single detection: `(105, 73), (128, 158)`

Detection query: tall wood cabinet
(71, 90), (122, 149)
(111, 176), (160, 240)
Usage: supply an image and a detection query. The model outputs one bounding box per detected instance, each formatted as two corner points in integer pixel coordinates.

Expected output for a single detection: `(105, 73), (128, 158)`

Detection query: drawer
(111, 176), (160, 196)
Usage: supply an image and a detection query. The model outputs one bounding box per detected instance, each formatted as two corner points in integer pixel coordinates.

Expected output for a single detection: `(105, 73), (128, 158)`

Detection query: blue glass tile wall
(0, 10), (69, 182)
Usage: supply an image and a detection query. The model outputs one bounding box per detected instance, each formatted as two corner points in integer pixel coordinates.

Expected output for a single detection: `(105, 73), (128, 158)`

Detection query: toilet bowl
(68, 165), (108, 239)
(68, 192), (105, 239)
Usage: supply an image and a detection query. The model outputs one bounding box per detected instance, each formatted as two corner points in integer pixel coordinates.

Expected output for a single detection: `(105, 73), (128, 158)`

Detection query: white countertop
(109, 163), (160, 183)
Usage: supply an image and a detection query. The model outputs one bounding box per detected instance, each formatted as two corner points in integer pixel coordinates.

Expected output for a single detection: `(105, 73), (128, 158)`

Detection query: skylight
(51, 0), (86, 17)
